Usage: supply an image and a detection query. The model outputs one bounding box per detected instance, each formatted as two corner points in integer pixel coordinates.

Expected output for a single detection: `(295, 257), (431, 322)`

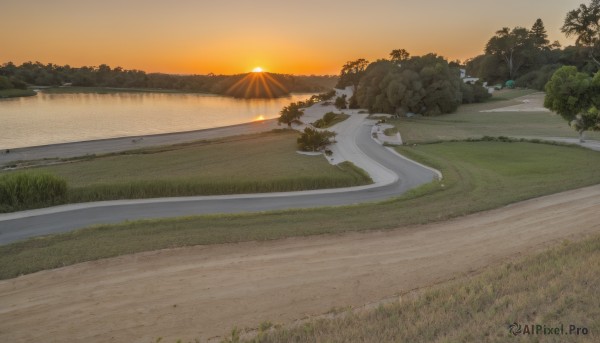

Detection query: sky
(1, 0), (585, 75)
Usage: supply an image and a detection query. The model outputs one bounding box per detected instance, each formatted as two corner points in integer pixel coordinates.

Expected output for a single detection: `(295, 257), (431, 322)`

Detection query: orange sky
(1, 0), (582, 75)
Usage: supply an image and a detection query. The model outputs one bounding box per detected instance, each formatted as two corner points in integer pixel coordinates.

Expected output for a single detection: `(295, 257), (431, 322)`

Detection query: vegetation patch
(387, 96), (600, 143)
(2, 141), (600, 279)
(0, 89), (36, 98)
(297, 128), (336, 152)
(312, 112), (349, 128)
(231, 234), (600, 342)
(0, 131), (371, 212)
(0, 172), (67, 212)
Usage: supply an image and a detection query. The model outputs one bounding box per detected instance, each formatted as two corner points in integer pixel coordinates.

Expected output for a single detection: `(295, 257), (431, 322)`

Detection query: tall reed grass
(0, 162), (370, 212)
(0, 172), (67, 212)
(66, 162), (370, 202)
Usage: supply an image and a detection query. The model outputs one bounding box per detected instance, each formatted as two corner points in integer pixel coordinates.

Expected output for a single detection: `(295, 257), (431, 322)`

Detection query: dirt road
(1, 185), (599, 342)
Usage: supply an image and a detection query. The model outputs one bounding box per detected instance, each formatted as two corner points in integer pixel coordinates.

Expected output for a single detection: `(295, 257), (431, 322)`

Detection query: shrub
(0, 172), (67, 212)
(297, 127), (337, 151)
(10, 79), (28, 90)
(0, 76), (13, 90)
(335, 95), (347, 109)
(313, 112), (343, 128)
(515, 64), (561, 90)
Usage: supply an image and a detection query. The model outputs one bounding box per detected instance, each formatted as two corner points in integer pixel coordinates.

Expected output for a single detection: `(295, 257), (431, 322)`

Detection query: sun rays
(225, 71), (289, 98)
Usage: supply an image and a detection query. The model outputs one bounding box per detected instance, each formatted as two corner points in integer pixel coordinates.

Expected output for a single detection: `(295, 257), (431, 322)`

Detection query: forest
(0, 62), (337, 98)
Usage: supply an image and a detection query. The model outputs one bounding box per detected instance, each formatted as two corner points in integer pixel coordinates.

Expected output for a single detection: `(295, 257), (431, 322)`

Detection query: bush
(515, 64), (561, 90)
(335, 95), (347, 109)
(313, 112), (345, 128)
(0, 172), (67, 212)
(461, 82), (492, 103)
(10, 78), (28, 90)
(0, 76), (13, 90)
(297, 127), (337, 152)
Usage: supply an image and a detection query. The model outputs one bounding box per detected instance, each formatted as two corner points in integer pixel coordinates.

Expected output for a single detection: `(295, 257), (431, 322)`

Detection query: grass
(0, 89), (36, 98)
(387, 91), (600, 143)
(0, 131), (371, 211)
(2, 141), (600, 279)
(312, 112), (350, 128)
(233, 233), (600, 343)
(0, 172), (67, 212)
(486, 88), (538, 101)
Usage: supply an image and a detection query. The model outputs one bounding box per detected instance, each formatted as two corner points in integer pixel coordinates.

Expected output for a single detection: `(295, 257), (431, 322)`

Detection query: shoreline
(0, 119), (280, 165)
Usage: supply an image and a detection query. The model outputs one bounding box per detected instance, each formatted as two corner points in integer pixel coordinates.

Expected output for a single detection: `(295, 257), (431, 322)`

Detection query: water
(0, 91), (313, 149)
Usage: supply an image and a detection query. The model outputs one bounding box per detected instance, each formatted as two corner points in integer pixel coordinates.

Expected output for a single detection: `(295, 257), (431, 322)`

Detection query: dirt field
(1, 185), (599, 342)
(480, 92), (549, 112)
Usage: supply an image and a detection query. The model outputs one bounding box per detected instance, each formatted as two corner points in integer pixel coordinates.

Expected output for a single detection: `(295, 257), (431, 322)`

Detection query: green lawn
(234, 233), (600, 343)
(2, 131), (371, 209)
(3, 141), (600, 279)
(0, 89), (36, 98)
(386, 91), (600, 143)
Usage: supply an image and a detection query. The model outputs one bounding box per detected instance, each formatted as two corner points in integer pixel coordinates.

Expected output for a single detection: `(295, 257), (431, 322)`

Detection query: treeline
(338, 53), (490, 117)
(0, 62), (337, 97)
(0, 75), (27, 90)
(467, 2), (599, 90)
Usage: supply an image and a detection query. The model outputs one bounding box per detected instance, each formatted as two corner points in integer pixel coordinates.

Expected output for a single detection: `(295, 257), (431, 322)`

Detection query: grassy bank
(0, 131), (371, 212)
(386, 92), (600, 143)
(0, 89), (36, 98)
(2, 141), (600, 279)
(233, 233), (600, 343)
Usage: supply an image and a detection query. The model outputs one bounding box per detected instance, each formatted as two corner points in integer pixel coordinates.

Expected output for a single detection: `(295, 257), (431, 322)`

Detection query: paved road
(0, 123), (436, 244)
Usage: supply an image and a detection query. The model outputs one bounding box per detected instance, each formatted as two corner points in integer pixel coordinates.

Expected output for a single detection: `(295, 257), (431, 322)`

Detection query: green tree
(544, 66), (599, 141)
(277, 103), (304, 127)
(337, 59), (369, 92)
(530, 19), (550, 49)
(297, 127), (337, 152)
(389, 49), (410, 63)
(485, 27), (532, 80)
(561, 0), (600, 67)
(354, 55), (466, 117)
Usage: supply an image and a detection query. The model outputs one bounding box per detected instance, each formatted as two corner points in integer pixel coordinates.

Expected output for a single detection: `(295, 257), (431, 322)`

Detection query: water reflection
(0, 91), (312, 149)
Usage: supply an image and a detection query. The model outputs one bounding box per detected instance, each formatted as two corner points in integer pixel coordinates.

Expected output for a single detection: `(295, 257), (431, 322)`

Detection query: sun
(252, 67), (263, 73)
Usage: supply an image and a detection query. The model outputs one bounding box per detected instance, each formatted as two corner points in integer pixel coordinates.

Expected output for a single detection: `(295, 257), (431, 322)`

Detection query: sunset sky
(1, 0), (583, 75)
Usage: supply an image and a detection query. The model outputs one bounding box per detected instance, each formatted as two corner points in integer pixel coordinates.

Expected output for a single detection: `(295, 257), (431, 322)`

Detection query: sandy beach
(0, 119), (279, 166)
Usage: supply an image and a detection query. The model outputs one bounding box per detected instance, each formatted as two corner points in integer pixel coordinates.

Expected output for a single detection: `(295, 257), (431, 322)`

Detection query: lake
(0, 91), (313, 149)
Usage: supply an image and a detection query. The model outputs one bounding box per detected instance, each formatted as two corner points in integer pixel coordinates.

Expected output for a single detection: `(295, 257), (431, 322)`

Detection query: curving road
(0, 118), (437, 244)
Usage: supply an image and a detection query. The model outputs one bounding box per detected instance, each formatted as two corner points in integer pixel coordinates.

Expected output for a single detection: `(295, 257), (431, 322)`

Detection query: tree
(544, 66), (599, 141)
(354, 55), (467, 117)
(389, 49), (410, 63)
(485, 27), (532, 80)
(561, 0), (600, 67)
(277, 103), (304, 127)
(530, 19), (550, 49)
(297, 127), (336, 152)
(337, 58), (369, 92)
